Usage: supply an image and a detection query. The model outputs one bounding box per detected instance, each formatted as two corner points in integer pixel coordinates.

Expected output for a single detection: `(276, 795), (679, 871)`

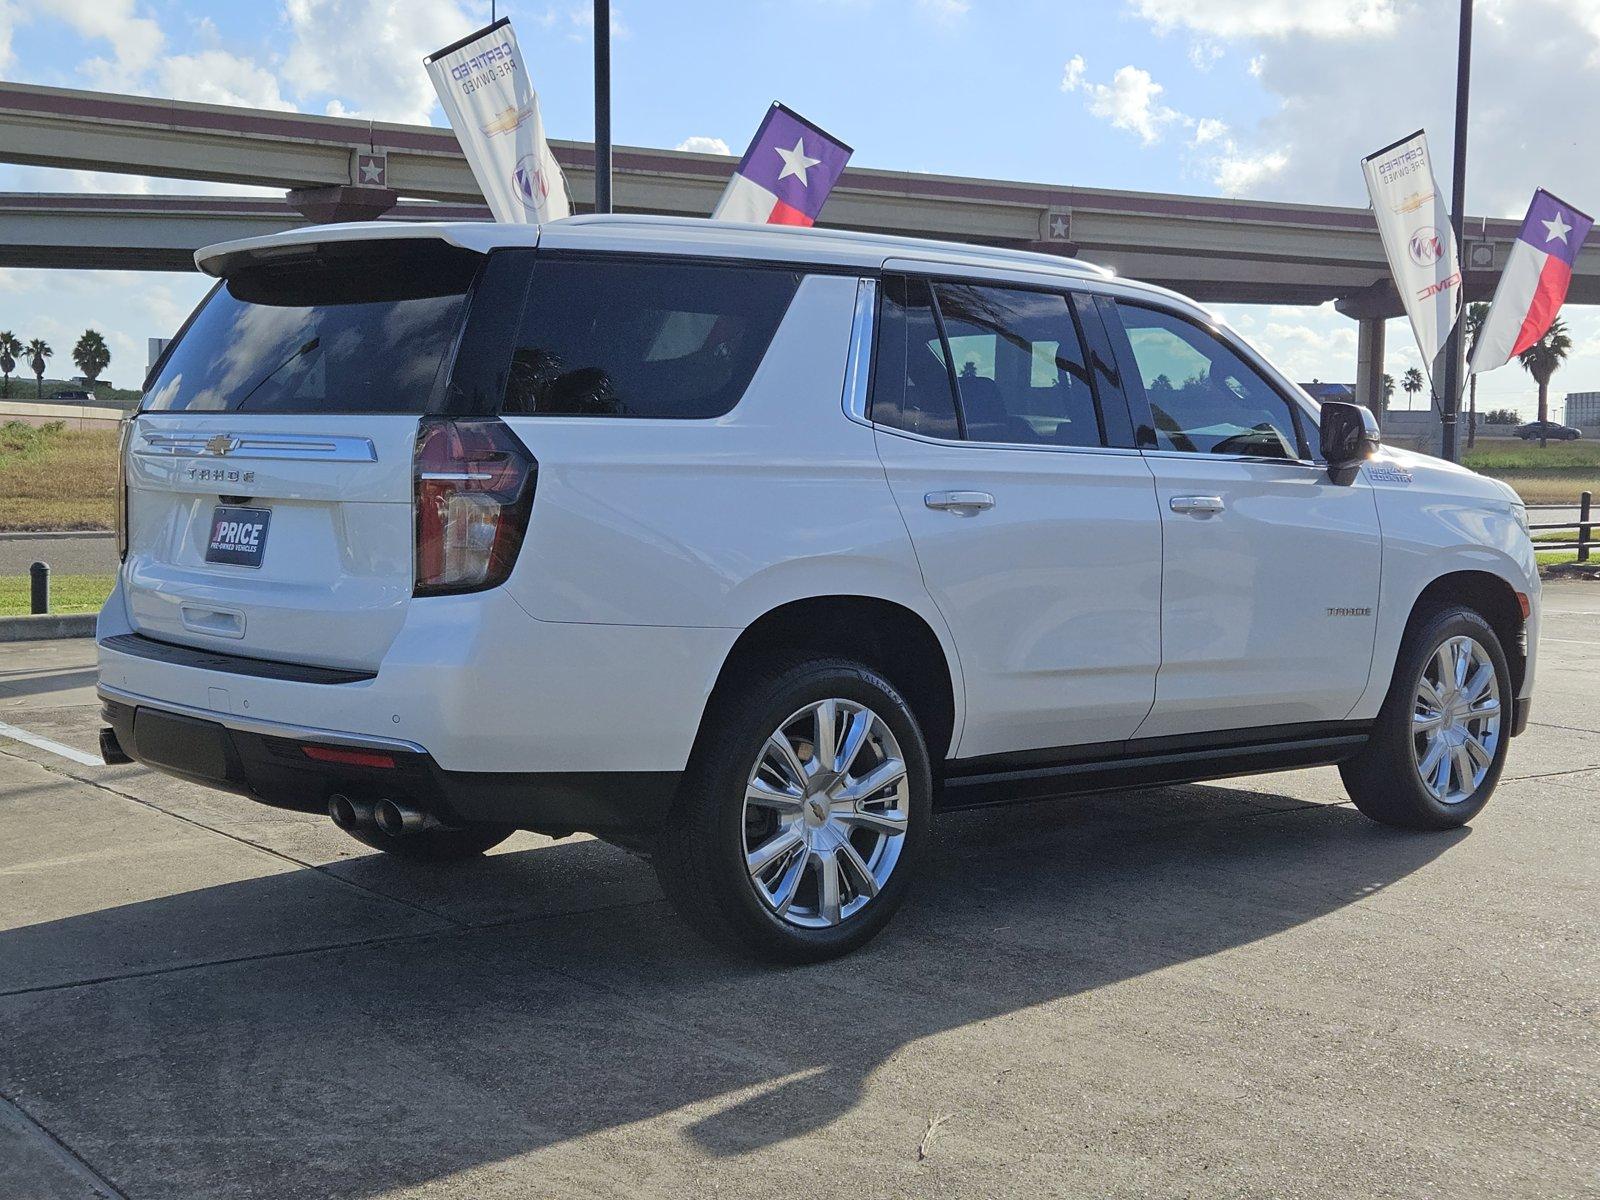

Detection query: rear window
(498, 255), (802, 419)
(142, 241), (480, 414)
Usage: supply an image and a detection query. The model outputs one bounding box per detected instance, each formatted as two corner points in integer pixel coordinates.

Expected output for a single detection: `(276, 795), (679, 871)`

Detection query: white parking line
(0, 718), (102, 767)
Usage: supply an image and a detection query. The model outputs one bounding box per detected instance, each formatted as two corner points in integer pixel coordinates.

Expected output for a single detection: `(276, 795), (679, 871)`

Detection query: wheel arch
(1404, 569), (1529, 697)
(702, 594), (963, 762)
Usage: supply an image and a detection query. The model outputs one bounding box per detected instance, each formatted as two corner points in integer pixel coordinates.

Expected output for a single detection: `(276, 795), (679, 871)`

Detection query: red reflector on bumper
(302, 745), (396, 769)
(1516, 592), (1531, 620)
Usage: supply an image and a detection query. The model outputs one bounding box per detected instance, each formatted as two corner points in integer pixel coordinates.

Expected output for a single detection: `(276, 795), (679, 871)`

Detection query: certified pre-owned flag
(1471, 189), (1593, 374)
(712, 103), (852, 227)
(425, 18), (570, 224)
(1362, 130), (1463, 384)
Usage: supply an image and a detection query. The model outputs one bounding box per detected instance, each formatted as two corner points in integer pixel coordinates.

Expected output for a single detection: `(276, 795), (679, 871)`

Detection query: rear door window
(932, 283), (1102, 446)
(499, 255), (802, 418)
(142, 241), (480, 414)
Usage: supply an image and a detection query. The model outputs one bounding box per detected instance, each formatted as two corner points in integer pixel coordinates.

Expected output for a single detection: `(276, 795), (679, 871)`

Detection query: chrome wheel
(1411, 634), (1502, 805)
(742, 698), (911, 929)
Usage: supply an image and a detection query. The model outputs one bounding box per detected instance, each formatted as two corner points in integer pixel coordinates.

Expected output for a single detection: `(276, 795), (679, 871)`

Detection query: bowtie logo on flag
(712, 103), (852, 227)
(1470, 189), (1593, 375)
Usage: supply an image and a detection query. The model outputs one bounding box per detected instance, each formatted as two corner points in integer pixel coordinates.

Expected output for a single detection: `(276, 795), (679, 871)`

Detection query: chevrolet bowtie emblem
(204, 435), (239, 456)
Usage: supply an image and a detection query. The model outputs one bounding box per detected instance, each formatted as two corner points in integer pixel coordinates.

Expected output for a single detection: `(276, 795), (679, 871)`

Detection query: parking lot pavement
(0, 584), (1595, 1199)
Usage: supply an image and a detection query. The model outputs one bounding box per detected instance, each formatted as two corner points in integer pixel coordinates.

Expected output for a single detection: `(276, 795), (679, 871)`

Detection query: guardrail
(1528, 491), (1593, 563)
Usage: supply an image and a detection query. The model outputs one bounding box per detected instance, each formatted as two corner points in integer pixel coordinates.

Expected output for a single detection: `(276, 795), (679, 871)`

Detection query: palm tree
(1381, 372), (1395, 416)
(26, 338), (52, 399)
(72, 329), (111, 390)
(1518, 318), (1573, 449)
(1402, 367), (1424, 409)
(1464, 302), (1489, 449)
(0, 332), (19, 398)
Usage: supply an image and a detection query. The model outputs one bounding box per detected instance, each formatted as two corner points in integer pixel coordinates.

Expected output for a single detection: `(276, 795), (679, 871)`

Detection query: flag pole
(1439, 0), (1473, 463)
(593, 0), (613, 214)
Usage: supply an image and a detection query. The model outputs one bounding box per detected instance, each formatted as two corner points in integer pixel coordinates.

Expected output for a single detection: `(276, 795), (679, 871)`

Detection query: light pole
(593, 0), (613, 213)
(1439, 0), (1473, 462)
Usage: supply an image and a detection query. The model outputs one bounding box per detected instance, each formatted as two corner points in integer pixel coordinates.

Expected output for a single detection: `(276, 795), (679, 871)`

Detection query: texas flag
(711, 103), (852, 227)
(1471, 189), (1593, 374)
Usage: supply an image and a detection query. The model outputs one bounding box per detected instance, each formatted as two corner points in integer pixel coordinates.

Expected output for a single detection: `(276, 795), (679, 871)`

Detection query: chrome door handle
(925, 490), (995, 511)
(1170, 495), (1225, 514)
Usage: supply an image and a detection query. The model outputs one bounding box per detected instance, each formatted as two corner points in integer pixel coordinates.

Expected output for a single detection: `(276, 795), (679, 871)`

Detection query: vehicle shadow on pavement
(0, 783), (1462, 1196)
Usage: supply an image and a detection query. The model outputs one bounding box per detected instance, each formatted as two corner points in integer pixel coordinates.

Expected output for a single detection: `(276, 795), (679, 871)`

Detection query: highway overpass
(3, 79), (1595, 411)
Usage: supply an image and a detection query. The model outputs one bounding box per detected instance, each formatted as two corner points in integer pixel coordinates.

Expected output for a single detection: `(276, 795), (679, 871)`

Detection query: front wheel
(1341, 606), (1511, 829)
(655, 657), (933, 962)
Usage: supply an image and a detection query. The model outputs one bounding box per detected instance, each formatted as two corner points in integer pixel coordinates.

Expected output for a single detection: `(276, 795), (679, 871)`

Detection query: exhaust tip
(372, 799), (439, 837)
(328, 793), (374, 831)
(99, 727), (132, 766)
(372, 798), (408, 837)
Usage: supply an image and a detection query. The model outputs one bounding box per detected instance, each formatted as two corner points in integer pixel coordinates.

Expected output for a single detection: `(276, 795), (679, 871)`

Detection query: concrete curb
(0, 613), (97, 641)
(0, 530), (115, 541)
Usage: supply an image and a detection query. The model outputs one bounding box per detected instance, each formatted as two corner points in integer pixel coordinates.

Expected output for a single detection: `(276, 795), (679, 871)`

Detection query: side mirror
(1320, 401), (1380, 484)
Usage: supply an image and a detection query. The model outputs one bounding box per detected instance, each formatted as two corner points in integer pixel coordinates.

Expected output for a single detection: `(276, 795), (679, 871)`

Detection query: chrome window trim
(96, 682), (426, 754)
(1137, 447), (1330, 470)
(873, 423), (1145, 459)
(842, 275), (878, 426)
(136, 431), (378, 462)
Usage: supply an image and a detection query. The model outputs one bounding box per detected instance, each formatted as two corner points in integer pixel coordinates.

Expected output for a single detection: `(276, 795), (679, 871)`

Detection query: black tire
(341, 822), (516, 862)
(1340, 605), (1512, 830)
(654, 656), (933, 963)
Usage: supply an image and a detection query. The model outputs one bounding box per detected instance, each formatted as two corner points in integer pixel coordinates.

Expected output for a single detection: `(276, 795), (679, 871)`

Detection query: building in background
(1299, 382), (1356, 403)
(1563, 391), (1600, 430)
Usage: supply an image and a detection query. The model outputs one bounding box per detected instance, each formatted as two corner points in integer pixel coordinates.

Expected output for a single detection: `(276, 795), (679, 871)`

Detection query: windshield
(142, 241), (480, 415)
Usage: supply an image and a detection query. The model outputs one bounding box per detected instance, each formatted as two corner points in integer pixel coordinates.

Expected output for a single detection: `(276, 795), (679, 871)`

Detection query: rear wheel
(1341, 606), (1511, 829)
(655, 657), (932, 962)
(341, 823), (516, 862)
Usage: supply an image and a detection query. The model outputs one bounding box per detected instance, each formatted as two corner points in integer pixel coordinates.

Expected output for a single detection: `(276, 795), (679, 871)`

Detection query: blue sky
(1, 0), (1595, 418)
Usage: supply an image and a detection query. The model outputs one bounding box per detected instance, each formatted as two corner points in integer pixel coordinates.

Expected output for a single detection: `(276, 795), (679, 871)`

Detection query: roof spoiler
(194, 221), (532, 277)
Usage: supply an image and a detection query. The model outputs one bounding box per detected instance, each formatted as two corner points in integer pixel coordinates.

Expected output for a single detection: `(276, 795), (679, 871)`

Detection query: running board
(939, 723), (1371, 810)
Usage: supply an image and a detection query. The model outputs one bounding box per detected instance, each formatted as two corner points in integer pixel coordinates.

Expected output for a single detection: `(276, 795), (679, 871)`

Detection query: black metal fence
(1528, 491), (1593, 563)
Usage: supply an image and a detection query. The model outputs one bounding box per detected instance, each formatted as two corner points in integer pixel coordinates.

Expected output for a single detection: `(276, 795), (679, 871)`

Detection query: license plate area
(206, 506), (271, 568)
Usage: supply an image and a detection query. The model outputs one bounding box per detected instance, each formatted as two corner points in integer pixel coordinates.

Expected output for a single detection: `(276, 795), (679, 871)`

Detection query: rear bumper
(100, 684), (680, 837)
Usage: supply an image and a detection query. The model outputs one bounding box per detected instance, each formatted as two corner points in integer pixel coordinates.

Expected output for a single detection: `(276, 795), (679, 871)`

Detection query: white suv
(98, 215), (1539, 960)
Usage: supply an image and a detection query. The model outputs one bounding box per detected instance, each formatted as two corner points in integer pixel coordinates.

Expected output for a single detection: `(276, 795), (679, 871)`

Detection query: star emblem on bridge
(355, 152), (388, 188)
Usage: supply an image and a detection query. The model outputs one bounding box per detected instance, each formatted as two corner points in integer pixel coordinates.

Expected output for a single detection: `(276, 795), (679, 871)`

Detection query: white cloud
(1163, 0), (1600, 216)
(0, 2), (23, 73)
(1211, 147), (1287, 194)
(1127, 0), (1399, 40)
(281, 0), (481, 124)
(675, 136), (732, 156)
(1062, 59), (1185, 146)
(1187, 40), (1223, 70)
(54, 0), (166, 89)
(155, 50), (295, 111)
(1192, 116), (1228, 146)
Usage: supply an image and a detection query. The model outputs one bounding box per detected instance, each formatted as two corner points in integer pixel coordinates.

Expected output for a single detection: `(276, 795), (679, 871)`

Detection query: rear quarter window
(142, 241), (480, 414)
(496, 254), (802, 419)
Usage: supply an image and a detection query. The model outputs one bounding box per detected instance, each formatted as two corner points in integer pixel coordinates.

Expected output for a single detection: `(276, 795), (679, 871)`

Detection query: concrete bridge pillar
(1354, 316), (1386, 416)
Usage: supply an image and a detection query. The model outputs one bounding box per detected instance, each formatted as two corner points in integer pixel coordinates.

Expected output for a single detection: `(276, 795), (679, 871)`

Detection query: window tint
(143, 241), (479, 414)
(501, 256), (800, 418)
(869, 275), (961, 439)
(1116, 304), (1303, 459)
(933, 283), (1101, 446)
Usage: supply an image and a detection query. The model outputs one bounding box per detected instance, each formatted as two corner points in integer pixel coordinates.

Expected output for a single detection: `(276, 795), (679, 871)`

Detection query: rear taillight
(115, 416), (132, 562)
(413, 418), (537, 596)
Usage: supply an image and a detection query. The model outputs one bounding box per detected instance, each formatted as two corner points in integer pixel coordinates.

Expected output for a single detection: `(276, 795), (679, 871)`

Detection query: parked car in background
(1515, 420), (1580, 441)
(50, 388), (95, 401)
(97, 215), (1540, 961)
